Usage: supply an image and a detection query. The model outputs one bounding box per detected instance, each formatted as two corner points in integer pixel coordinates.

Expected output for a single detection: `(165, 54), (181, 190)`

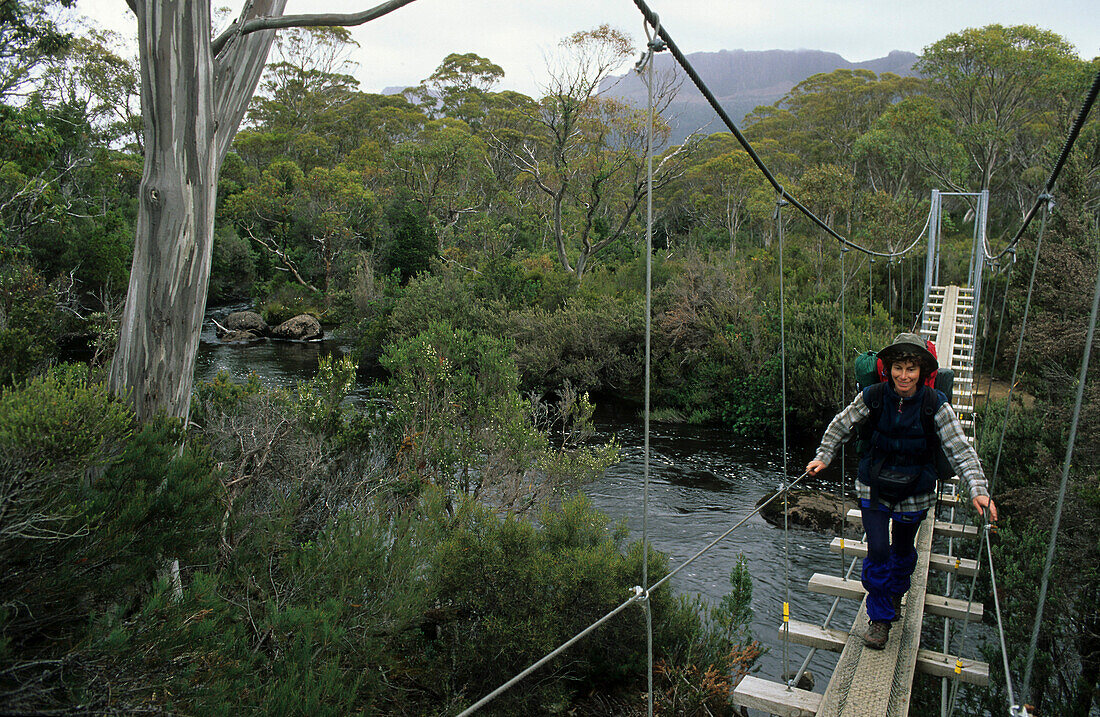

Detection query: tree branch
(211, 0), (421, 57)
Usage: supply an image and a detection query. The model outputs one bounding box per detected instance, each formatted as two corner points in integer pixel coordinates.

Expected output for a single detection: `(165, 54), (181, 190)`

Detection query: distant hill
(602, 49), (919, 146)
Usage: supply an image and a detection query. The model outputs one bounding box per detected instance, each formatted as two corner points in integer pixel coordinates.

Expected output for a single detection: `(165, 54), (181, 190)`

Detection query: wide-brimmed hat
(879, 333), (938, 373)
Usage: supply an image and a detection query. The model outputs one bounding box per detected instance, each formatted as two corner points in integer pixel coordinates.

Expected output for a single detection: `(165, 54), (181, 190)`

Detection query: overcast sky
(77, 0), (1099, 97)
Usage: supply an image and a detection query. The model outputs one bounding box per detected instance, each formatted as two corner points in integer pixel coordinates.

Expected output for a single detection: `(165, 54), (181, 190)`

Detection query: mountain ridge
(603, 48), (919, 145)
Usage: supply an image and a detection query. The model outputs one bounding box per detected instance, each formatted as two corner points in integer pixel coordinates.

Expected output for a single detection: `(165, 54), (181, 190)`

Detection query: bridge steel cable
(983, 527), (1027, 716)
(1021, 228), (1100, 706)
(639, 18), (663, 715)
(984, 67), (1100, 263)
(629, 0), (927, 261)
(989, 204), (1052, 496)
(777, 197), (794, 688)
(454, 469), (814, 715)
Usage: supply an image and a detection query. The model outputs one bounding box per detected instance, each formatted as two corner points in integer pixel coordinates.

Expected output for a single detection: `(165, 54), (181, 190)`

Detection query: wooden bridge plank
(806, 574), (982, 621)
(781, 618), (848, 652)
(847, 508), (978, 538)
(731, 675), (821, 717)
(915, 649), (990, 686)
(781, 615), (989, 686)
(828, 538), (978, 577)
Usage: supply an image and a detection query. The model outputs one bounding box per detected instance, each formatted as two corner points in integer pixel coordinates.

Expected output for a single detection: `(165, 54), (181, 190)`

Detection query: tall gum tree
(108, 0), (417, 422)
(916, 25), (1079, 198)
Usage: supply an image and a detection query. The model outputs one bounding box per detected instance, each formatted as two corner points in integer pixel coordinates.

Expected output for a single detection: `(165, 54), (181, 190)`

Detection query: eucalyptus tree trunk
(109, 0), (418, 422)
(108, 0), (286, 422)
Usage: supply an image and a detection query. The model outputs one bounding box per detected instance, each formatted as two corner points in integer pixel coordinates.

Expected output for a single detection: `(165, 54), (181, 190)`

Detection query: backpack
(853, 340), (956, 483)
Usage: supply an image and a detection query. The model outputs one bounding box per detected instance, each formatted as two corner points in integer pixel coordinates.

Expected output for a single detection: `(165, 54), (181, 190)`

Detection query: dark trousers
(860, 503), (927, 622)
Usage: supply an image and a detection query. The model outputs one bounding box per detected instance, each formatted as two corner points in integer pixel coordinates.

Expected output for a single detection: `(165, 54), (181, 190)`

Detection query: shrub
(0, 263), (66, 384)
(380, 322), (617, 510)
(388, 266), (490, 340)
(0, 366), (220, 712)
(506, 293), (645, 396)
(256, 280), (324, 326)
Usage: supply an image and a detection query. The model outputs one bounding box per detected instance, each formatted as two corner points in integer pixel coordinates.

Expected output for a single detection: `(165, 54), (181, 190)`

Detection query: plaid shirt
(814, 390), (990, 512)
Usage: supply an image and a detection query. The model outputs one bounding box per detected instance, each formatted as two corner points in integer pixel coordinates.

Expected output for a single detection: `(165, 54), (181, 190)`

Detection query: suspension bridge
(452, 1), (1100, 714)
(732, 281), (987, 717)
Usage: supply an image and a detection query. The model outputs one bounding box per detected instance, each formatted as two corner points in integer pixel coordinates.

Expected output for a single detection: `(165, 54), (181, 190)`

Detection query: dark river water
(195, 307), (858, 694)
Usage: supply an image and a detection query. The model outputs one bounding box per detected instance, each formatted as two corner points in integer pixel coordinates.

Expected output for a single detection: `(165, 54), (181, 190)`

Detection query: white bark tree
(108, 0), (416, 422)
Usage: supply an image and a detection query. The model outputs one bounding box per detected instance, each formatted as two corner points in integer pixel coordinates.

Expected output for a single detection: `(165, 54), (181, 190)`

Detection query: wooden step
(782, 618), (848, 652)
(843, 503), (969, 521)
(731, 675), (821, 717)
(928, 552), (979, 577)
(829, 538), (978, 576)
(781, 619), (989, 687)
(915, 648), (990, 687)
(939, 491), (963, 505)
(933, 519), (979, 539)
(924, 592), (984, 621)
(805, 574), (982, 621)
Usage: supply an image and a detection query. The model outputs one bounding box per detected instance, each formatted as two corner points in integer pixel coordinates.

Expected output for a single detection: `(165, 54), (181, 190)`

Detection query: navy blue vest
(857, 383), (943, 502)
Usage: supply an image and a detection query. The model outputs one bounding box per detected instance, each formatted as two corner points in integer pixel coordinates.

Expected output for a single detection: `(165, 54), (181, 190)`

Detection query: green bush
(0, 263), (66, 384)
(257, 280), (324, 325)
(66, 488), (758, 715)
(209, 224), (258, 301)
(506, 293), (645, 396)
(0, 366), (220, 711)
(380, 321), (618, 508)
(388, 266), (490, 339)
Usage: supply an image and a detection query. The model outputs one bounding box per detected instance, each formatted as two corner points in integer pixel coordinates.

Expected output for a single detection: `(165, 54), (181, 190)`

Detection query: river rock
(220, 330), (266, 344)
(757, 488), (858, 535)
(222, 310), (268, 337)
(271, 314), (323, 341)
(782, 670), (815, 691)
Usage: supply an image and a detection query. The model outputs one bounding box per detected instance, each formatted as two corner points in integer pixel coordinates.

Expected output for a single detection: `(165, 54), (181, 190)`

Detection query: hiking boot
(864, 620), (891, 650)
(890, 593), (905, 621)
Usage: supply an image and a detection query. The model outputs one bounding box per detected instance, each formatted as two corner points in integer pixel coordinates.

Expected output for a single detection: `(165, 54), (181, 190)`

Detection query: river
(195, 309), (853, 693)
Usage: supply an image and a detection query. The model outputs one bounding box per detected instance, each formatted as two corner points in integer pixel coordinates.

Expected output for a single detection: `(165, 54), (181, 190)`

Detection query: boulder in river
(270, 314), (323, 341)
(221, 310), (268, 337)
(757, 488), (859, 535)
(220, 330), (266, 344)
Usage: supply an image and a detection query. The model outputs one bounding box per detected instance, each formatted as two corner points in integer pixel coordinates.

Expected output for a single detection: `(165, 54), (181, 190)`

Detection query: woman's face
(891, 359), (921, 398)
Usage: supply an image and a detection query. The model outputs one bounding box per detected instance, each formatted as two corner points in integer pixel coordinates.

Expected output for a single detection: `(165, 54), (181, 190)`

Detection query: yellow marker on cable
(783, 602), (790, 623)
(955, 658), (963, 675)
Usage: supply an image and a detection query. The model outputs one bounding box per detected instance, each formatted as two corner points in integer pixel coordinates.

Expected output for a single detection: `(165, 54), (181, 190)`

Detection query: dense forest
(2, 1), (1099, 714)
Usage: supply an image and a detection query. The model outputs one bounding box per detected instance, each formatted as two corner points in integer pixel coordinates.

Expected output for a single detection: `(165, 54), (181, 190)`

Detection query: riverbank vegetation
(2, 2), (1099, 713)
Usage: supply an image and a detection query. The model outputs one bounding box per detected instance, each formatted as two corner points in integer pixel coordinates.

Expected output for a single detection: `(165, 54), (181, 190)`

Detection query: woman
(805, 333), (998, 649)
